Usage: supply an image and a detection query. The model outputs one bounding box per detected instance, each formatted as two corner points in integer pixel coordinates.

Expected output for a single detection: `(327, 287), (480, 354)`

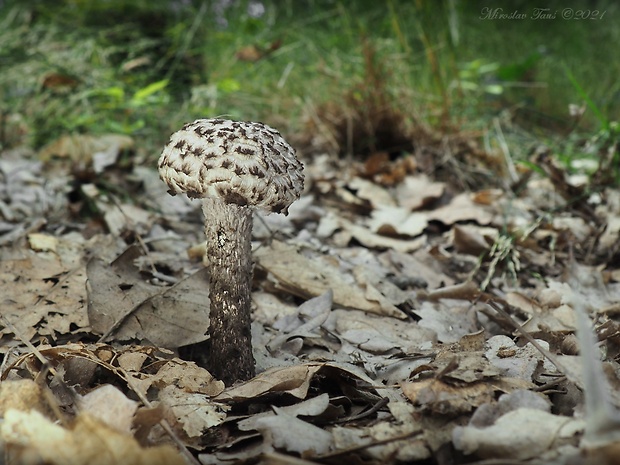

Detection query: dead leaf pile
(1, 129), (619, 464)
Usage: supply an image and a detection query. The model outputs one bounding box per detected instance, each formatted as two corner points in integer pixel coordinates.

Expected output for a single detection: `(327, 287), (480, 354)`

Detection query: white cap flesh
(158, 119), (304, 214)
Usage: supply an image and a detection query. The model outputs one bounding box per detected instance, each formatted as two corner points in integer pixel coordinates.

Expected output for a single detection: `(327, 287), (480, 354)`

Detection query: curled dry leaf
(215, 362), (381, 404)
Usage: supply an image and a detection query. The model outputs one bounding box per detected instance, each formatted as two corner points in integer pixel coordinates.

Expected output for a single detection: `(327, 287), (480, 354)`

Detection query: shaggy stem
(202, 197), (255, 385)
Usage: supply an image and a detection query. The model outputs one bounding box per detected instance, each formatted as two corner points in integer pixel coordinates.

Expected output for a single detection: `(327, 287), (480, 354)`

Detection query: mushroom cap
(158, 119), (304, 214)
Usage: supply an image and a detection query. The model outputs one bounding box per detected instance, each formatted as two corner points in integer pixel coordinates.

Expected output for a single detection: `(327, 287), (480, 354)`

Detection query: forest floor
(0, 121), (619, 465)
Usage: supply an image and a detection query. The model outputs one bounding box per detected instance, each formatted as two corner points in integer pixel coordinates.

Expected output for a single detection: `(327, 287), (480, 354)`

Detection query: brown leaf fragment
(347, 176), (396, 208)
(419, 281), (480, 302)
(428, 192), (495, 225)
(252, 407), (333, 455)
(39, 133), (134, 175)
(471, 188), (503, 206)
(468, 389), (551, 428)
(27, 233), (59, 253)
(401, 378), (496, 415)
(506, 290), (575, 333)
(1, 409), (186, 465)
(87, 245), (210, 347)
(159, 385), (227, 440)
(485, 335), (557, 382)
(238, 394), (330, 433)
(452, 408), (582, 460)
(214, 364), (321, 402)
(0, 379), (49, 416)
(414, 301), (479, 343)
(215, 362), (382, 404)
(394, 174), (445, 211)
(255, 240), (406, 318)
(337, 217), (427, 252)
(368, 206), (428, 238)
(452, 225), (493, 256)
(0, 247), (89, 343)
(151, 360), (224, 396)
(77, 385), (138, 434)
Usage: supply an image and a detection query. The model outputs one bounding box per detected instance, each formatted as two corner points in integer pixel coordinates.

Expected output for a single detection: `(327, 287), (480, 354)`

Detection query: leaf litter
(0, 129), (619, 465)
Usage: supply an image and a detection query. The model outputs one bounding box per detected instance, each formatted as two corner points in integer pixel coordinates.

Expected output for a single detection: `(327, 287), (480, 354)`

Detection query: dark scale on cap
(235, 146), (255, 156)
(249, 165), (265, 178)
(218, 188), (248, 206)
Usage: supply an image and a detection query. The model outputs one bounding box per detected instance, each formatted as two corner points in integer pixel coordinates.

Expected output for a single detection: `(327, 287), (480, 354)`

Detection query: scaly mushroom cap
(158, 119), (304, 214)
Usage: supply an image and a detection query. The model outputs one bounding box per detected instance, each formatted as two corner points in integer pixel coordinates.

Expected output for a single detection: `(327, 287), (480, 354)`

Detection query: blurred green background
(0, 0), (618, 167)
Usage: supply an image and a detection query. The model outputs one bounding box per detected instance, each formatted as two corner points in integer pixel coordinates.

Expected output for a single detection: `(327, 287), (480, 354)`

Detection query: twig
(483, 298), (566, 374)
(332, 396), (389, 424)
(0, 315), (57, 378)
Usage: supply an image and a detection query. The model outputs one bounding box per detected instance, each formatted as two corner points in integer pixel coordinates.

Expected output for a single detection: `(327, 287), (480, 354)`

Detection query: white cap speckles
(158, 119), (304, 214)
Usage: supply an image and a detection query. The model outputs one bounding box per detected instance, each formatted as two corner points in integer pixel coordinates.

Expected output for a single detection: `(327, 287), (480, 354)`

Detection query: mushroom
(158, 119), (304, 385)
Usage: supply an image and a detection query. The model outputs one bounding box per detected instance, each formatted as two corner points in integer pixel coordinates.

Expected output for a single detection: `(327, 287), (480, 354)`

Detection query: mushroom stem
(202, 197), (255, 385)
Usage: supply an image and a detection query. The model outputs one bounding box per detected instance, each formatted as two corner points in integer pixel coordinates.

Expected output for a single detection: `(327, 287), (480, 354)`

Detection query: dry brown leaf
(401, 378), (496, 415)
(0, 243), (88, 343)
(368, 206), (428, 237)
(215, 362), (382, 404)
(87, 245), (210, 347)
(255, 240), (406, 318)
(333, 309), (435, 354)
(215, 364), (322, 402)
(485, 335), (557, 382)
(39, 133), (134, 174)
(428, 192), (495, 225)
(414, 301), (479, 343)
(506, 291), (575, 333)
(452, 225), (494, 256)
(347, 176), (396, 208)
(394, 175), (445, 211)
(0, 379), (48, 416)
(252, 407), (333, 455)
(1, 409), (185, 465)
(77, 385), (138, 434)
(159, 385), (227, 440)
(27, 233), (59, 253)
(337, 217), (427, 252)
(452, 408), (582, 460)
(238, 394), (333, 456)
(151, 360), (224, 396)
